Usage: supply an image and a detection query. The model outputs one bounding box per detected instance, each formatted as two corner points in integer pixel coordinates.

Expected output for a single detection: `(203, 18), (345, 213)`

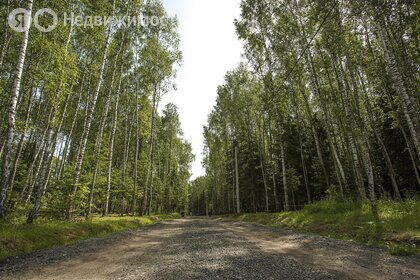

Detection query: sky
(160, 0), (243, 180)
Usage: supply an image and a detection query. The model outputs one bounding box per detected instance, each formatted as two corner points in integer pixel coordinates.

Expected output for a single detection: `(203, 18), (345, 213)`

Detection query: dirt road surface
(1, 218), (419, 279)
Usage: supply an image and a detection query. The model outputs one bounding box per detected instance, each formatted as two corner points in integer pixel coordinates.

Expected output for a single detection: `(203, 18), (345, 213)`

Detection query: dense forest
(0, 1), (419, 277)
(0, 0), (193, 223)
(191, 0), (419, 217)
(0, 0), (419, 225)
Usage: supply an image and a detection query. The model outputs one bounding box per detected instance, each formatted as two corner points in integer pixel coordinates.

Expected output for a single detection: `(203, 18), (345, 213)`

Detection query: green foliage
(0, 214), (180, 260)
(200, 0), (419, 218)
(230, 199), (420, 255)
(0, 0), (192, 222)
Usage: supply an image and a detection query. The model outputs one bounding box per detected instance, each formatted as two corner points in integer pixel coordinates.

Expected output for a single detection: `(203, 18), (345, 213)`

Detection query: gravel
(0, 218), (418, 280)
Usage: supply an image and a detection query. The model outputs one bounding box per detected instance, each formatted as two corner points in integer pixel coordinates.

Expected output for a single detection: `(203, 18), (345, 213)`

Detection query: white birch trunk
(0, 0), (33, 218)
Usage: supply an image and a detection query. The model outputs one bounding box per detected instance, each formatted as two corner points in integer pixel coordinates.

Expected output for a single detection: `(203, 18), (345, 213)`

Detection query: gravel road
(1, 218), (419, 280)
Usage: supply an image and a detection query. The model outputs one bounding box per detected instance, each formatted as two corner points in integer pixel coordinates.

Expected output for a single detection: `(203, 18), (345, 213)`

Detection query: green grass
(229, 199), (420, 255)
(0, 213), (180, 260)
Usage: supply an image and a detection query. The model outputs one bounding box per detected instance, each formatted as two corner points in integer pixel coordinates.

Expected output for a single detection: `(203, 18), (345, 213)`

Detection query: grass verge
(0, 213), (180, 261)
(228, 199), (420, 255)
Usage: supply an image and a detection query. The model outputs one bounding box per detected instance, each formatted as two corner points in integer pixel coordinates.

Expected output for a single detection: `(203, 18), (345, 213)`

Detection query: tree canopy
(0, 0), (193, 222)
(191, 0), (419, 216)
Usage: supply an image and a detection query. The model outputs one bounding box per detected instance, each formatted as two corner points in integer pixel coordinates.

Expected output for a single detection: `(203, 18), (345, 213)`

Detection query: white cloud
(161, 0), (243, 180)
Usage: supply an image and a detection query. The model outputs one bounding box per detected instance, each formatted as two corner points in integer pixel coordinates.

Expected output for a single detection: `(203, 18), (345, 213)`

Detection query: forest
(190, 0), (419, 218)
(0, 0), (419, 277)
(1, 0), (419, 224)
(0, 0), (193, 223)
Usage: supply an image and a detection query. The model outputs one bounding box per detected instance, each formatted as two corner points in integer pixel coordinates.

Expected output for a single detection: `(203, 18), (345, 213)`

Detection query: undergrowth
(229, 199), (420, 255)
(0, 213), (180, 260)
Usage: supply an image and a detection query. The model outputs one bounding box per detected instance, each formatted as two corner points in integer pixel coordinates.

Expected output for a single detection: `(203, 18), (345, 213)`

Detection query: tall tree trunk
(57, 75), (87, 180)
(87, 35), (123, 217)
(27, 128), (54, 224)
(20, 114), (49, 205)
(375, 15), (420, 165)
(7, 87), (35, 206)
(141, 89), (158, 215)
(358, 71), (401, 200)
(0, 0), (33, 219)
(258, 141), (269, 213)
(104, 51), (125, 216)
(86, 75), (114, 216)
(299, 85), (331, 189)
(291, 87), (311, 203)
(132, 88), (139, 216)
(299, 135), (311, 204)
(295, 15), (348, 193)
(383, 84), (420, 188)
(305, 49), (348, 194)
(337, 8), (377, 214)
(328, 53), (365, 198)
(292, 3), (331, 189)
(256, 116), (269, 212)
(26, 24), (74, 223)
(268, 121), (279, 212)
(147, 146), (156, 215)
(260, 157), (269, 213)
(68, 1), (115, 219)
(234, 139), (240, 214)
(280, 141), (289, 211)
(253, 2), (289, 213)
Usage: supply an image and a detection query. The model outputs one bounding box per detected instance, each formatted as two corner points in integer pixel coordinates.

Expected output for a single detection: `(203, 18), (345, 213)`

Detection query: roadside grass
(229, 199), (420, 255)
(0, 213), (180, 261)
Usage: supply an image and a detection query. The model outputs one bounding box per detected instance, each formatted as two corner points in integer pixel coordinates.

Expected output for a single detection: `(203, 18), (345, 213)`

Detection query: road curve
(1, 218), (419, 280)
